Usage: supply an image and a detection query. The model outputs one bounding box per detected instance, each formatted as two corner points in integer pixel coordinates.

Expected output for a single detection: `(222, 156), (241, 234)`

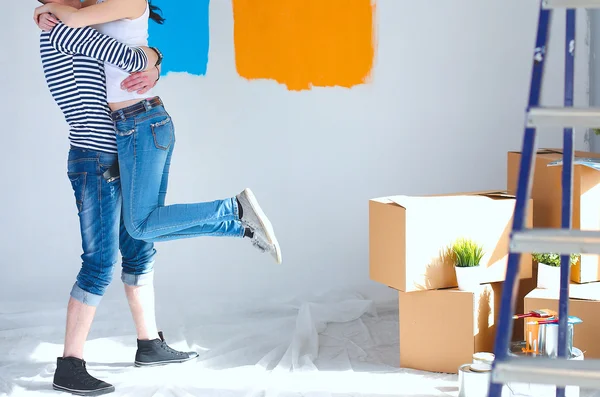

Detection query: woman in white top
(34, 0), (282, 264)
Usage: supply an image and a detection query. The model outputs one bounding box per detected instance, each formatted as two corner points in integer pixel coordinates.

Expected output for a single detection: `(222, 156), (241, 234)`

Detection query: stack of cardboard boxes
(369, 192), (534, 373)
(509, 149), (600, 360)
(369, 148), (600, 374)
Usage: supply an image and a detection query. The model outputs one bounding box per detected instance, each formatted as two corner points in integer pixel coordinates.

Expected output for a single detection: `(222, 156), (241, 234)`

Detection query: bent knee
(124, 220), (147, 240)
(75, 262), (116, 299)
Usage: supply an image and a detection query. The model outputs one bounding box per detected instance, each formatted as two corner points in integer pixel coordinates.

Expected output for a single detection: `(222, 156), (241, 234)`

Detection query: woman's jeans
(66, 148), (157, 306)
(112, 98), (244, 242)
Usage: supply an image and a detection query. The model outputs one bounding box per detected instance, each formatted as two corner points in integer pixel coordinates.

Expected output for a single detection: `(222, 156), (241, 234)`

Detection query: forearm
(44, 4), (80, 28)
(49, 24), (148, 73)
(40, 1), (139, 29)
(140, 47), (159, 70)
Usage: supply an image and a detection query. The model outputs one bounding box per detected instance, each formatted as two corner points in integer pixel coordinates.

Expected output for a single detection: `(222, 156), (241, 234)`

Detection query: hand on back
(35, 12), (58, 31)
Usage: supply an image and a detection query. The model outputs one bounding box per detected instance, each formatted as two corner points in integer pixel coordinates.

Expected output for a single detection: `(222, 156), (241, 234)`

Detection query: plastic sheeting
(1, 290), (592, 397)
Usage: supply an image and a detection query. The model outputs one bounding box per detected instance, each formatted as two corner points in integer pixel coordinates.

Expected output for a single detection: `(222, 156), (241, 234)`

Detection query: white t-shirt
(93, 0), (153, 103)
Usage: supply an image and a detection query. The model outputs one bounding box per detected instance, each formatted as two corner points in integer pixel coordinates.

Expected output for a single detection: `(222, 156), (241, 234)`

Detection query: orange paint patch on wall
(232, 0), (376, 91)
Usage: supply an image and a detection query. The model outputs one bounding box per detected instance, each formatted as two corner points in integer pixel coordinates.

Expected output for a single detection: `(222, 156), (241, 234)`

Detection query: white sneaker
(236, 188), (282, 264)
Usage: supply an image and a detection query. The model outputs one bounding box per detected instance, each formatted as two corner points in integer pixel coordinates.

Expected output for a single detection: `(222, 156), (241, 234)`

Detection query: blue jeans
(112, 99), (244, 241)
(67, 148), (156, 306)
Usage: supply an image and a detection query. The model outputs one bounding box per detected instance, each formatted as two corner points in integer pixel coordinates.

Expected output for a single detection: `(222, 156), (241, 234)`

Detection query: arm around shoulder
(48, 23), (149, 73)
(40, 0), (141, 28)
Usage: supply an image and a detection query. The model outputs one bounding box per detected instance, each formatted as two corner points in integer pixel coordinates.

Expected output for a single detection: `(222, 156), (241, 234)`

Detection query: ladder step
(492, 357), (600, 388)
(510, 229), (600, 255)
(542, 0), (600, 8)
(527, 107), (600, 127)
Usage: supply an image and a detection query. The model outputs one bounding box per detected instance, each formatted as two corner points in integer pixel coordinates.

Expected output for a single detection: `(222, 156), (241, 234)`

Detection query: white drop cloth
(0, 290), (596, 397)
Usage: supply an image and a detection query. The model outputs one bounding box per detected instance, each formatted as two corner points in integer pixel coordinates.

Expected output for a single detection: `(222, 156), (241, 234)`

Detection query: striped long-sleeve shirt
(40, 23), (149, 153)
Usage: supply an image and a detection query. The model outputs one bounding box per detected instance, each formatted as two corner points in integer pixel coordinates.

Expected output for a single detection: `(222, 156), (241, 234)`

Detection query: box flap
(548, 157), (600, 173)
(538, 149), (563, 155)
(388, 195), (488, 209)
(526, 285), (600, 302)
(387, 191), (513, 209)
(509, 148), (563, 155)
(372, 190), (515, 207)
(476, 191), (515, 199)
(448, 190), (512, 198)
(571, 283), (600, 301)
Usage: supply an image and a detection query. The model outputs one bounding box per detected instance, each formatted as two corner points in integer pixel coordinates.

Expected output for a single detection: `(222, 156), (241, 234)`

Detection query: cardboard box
(512, 277), (537, 342)
(507, 149), (600, 283)
(369, 191), (533, 292)
(399, 284), (502, 373)
(524, 286), (600, 358)
(398, 280), (535, 374)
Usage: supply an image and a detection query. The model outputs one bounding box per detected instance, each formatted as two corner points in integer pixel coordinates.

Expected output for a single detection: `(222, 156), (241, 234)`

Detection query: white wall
(1, 1), (590, 306)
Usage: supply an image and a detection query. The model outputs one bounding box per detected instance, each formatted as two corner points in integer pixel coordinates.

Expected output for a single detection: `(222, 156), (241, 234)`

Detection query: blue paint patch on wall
(148, 0), (210, 76)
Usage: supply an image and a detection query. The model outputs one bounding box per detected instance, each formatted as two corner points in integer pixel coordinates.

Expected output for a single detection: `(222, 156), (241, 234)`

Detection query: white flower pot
(455, 266), (482, 292)
(537, 262), (561, 291)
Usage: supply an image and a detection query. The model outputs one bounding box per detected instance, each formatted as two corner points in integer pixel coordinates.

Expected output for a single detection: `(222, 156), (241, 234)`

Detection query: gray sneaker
(236, 188), (282, 264)
(250, 233), (280, 263)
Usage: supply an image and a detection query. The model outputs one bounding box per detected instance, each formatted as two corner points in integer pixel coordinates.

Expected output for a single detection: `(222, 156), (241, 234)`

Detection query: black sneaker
(134, 331), (199, 367)
(53, 357), (115, 396)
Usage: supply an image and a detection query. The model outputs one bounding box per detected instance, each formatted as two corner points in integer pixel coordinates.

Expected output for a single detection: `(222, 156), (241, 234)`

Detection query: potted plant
(532, 253), (580, 291)
(451, 238), (485, 291)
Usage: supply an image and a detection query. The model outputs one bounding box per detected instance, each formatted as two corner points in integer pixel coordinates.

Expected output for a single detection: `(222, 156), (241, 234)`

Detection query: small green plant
(451, 238), (485, 268)
(593, 128), (600, 136)
(532, 252), (580, 267)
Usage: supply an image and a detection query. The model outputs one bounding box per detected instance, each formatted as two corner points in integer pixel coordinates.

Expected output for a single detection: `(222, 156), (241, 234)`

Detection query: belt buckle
(112, 109), (124, 121)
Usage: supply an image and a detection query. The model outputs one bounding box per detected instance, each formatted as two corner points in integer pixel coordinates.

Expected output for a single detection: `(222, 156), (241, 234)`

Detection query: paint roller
(512, 309), (557, 320)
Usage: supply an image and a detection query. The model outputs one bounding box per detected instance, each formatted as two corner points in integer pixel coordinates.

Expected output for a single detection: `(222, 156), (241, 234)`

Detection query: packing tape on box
(458, 364), (491, 397)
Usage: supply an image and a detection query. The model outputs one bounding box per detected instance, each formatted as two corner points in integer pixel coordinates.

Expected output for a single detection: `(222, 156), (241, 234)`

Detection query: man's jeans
(67, 148), (156, 306)
(112, 101), (244, 241)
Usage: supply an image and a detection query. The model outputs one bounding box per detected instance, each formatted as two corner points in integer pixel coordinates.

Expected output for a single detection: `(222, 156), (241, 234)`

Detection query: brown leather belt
(111, 96), (163, 122)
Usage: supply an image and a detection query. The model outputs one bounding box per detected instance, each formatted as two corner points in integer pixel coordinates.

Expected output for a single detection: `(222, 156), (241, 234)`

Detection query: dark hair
(148, 1), (165, 24)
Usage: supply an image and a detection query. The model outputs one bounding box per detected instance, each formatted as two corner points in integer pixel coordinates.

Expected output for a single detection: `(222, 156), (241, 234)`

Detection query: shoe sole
(243, 188), (282, 264)
(134, 354), (199, 367)
(53, 383), (115, 396)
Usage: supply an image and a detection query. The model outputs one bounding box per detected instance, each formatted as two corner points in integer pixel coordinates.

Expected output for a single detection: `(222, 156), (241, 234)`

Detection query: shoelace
(159, 341), (187, 357)
(73, 363), (101, 387)
(251, 234), (274, 253)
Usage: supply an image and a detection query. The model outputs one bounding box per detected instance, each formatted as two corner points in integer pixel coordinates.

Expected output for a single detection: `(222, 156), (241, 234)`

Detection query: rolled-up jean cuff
(121, 270), (154, 287)
(70, 283), (103, 307)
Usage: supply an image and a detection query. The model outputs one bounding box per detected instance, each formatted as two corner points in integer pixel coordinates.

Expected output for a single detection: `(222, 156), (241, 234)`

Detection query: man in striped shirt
(40, 18), (151, 152)
(36, 3), (196, 395)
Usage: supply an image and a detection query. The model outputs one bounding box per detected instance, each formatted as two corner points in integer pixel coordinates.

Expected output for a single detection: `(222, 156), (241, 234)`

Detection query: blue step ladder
(488, 1), (600, 397)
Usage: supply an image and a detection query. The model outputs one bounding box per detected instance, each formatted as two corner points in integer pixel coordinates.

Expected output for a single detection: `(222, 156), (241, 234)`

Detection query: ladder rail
(487, 4), (552, 397)
(555, 8), (576, 397)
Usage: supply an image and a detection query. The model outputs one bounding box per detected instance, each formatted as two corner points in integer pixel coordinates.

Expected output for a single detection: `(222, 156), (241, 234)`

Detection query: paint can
(541, 323), (574, 358)
(457, 363), (491, 397)
(507, 341), (583, 397)
(472, 352), (494, 372)
(525, 316), (581, 357)
(509, 340), (582, 359)
(525, 322), (574, 357)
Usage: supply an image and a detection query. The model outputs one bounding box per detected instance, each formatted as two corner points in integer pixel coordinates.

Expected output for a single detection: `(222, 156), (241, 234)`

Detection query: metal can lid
(470, 362), (492, 372)
(473, 352), (495, 364)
